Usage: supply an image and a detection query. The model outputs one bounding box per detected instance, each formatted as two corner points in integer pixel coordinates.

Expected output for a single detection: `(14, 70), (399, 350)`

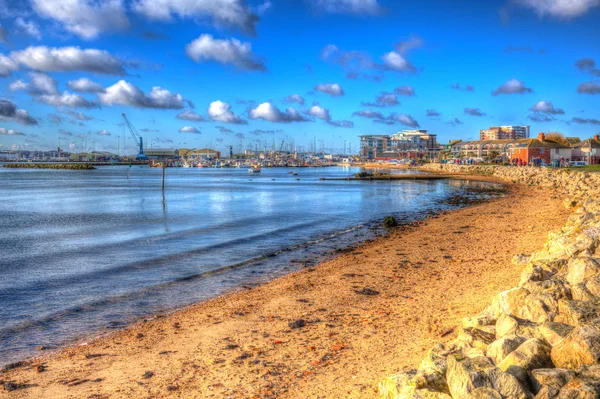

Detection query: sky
(0, 0), (599, 155)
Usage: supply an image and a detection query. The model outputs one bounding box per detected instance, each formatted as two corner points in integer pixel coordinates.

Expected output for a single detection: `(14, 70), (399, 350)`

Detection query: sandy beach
(0, 177), (569, 399)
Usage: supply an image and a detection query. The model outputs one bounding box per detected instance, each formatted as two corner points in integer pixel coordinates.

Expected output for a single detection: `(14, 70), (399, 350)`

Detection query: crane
(279, 140), (284, 152)
(121, 113), (148, 161)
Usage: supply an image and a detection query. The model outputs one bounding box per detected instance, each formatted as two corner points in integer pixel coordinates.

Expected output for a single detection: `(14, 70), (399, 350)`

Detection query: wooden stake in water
(162, 163), (166, 192)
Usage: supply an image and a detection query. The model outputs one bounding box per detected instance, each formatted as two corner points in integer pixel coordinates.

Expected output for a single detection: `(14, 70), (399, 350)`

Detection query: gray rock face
(498, 338), (554, 388)
(537, 322), (575, 346)
(566, 257), (600, 286)
(557, 300), (600, 326)
(486, 335), (527, 365)
(530, 369), (575, 393)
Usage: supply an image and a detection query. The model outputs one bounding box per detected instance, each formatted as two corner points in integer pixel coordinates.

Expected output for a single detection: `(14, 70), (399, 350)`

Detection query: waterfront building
(144, 148), (179, 161)
(457, 139), (516, 161)
(480, 126), (530, 141)
(571, 135), (600, 164)
(509, 133), (572, 164)
(359, 130), (438, 160)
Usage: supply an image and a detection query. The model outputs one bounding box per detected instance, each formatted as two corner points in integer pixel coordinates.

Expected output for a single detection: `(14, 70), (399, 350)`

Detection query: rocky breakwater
(380, 164), (600, 399)
(3, 163), (95, 169)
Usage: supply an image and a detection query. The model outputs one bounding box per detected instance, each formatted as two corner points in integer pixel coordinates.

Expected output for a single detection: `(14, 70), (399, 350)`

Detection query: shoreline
(0, 176), (569, 398)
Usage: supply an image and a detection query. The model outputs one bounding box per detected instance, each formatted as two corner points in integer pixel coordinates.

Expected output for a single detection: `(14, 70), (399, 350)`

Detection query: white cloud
(283, 94), (305, 105)
(307, 104), (353, 128)
(310, 0), (383, 15)
(395, 36), (423, 55)
(208, 100), (245, 124)
(464, 107), (486, 117)
(179, 126), (201, 133)
(185, 34), (266, 71)
(28, 72), (59, 95)
(15, 18), (41, 40)
(37, 92), (98, 108)
(0, 54), (18, 77)
(31, 0), (129, 39)
(352, 108), (419, 127)
(96, 129), (111, 136)
(492, 78), (533, 95)
(10, 46), (127, 75)
(177, 109), (205, 121)
(9, 80), (28, 92)
(394, 86), (416, 96)
(66, 110), (95, 121)
(382, 51), (416, 73)
(249, 102), (309, 123)
(314, 82), (344, 96)
(516, 0), (599, 18)
(0, 99), (38, 125)
(529, 100), (564, 114)
(387, 114), (419, 127)
(352, 109), (385, 119)
(68, 78), (104, 93)
(133, 0), (258, 34)
(361, 92), (399, 107)
(0, 128), (25, 136)
(99, 80), (189, 109)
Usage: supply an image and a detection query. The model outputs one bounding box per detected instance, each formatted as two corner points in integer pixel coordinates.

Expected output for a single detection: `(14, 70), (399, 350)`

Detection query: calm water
(0, 166), (499, 364)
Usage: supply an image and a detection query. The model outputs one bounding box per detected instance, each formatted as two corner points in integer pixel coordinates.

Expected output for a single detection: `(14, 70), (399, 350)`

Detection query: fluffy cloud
(515, 0), (600, 18)
(426, 109), (441, 118)
(575, 58), (600, 76)
(450, 83), (475, 92)
(0, 54), (18, 77)
(307, 104), (353, 127)
(361, 92), (399, 107)
(15, 18), (41, 40)
(215, 126), (233, 133)
(12, 72), (99, 108)
(492, 78), (533, 95)
(31, 0), (129, 39)
(176, 109), (205, 121)
(9, 80), (29, 92)
(96, 129), (111, 136)
(99, 80), (190, 109)
(529, 100), (564, 114)
(381, 51), (416, 73)
(528, 113), (554, 122)
(249, 102), (310, 123)
(352, 109), (385, 119)
(352, 108), (419, 127)
(67, 78), (105, 93)
(464, 107), (486, 117)
(37, 92), (98, 108)
(0, 99), (38, 125)
(0, 128), (25, 136)
(66, 110), (95, 121)
(9, 46), (127, 75)
(314, 83), (344, 97)
(572, 117), (600, 125)
(185, 34), (266, 71)
(310, 0), (383, 15)
(132, 0), (259, 34)
(577, 82), (600, 94)
(179, 126), (201, 133)
(394, 86), (416, 96)
(208, 101), (246, 124)
(283, 94), (305, 105)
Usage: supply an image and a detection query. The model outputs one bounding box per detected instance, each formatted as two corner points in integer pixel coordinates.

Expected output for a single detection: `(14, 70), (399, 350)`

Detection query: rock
(496, 314), (520, 338)
(498, 338), (553, 387)
(534, 384), (560, 399)
(379, 369), (451, 399)
(446, 355), (495, 399)
(514, 254), (532, 266)
(566, 257), (600, 286)
(530, 369), (574, 393)
(551, 326), (600, 369)
(485, 366), (532, 399)
(488, 288), (530, 319)
(555, 377), (600, 399)
(466, 387), (502, 399)
(486, 335), (527, 365)
(288, 319), (306, 329)
(537, 322), (575, 346)
(460, 325), (497, 346)
(557, 299), (600, 326)
(420, 344), (452, 376)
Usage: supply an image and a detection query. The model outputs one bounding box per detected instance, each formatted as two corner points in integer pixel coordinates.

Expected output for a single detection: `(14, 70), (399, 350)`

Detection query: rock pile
(380, 164), (600, 399)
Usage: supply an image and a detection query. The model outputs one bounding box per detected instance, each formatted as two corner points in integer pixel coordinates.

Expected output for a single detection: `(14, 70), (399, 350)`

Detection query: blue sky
(0, 0), (599, 154)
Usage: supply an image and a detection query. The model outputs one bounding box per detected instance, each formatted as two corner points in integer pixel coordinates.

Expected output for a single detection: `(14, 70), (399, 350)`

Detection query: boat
(248, 166), (261, 174)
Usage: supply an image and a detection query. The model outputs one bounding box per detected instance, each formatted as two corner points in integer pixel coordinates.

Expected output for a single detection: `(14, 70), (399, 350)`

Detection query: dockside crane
(122, 113), (148, 161)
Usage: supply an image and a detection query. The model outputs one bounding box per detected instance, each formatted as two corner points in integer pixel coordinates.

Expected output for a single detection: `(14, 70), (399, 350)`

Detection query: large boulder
(551, 326), (600, 369)
(420, 344), (453, 376)
(556, 300), (600, 326)
(530, 369), (575, 393)
(496, 314), (520, 339)
(486, 335), (527, 365)
(487, 288), (530, 319)
(537, 322), (575, 346)
(465, 387), (502, 399)
(554, 377), (600, 399)
(497, 338), (553, 387)
(379, 369), (451, 399)
(566, 257), (600, 286)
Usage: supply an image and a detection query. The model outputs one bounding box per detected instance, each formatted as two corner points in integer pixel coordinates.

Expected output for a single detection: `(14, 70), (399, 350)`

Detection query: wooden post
(162, 163), (166, 192)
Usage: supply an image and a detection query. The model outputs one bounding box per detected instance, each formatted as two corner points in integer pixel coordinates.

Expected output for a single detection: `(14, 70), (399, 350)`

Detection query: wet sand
(0, 178), (569, 399)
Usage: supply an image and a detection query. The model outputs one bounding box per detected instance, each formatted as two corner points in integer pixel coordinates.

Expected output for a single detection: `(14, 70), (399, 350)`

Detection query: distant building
(144, 148), (179, 160)
(359, 130), (438, 160)
(480, 126), (530, 141)
(509, 133), (572, 164)
(572, 135), (600, 165)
